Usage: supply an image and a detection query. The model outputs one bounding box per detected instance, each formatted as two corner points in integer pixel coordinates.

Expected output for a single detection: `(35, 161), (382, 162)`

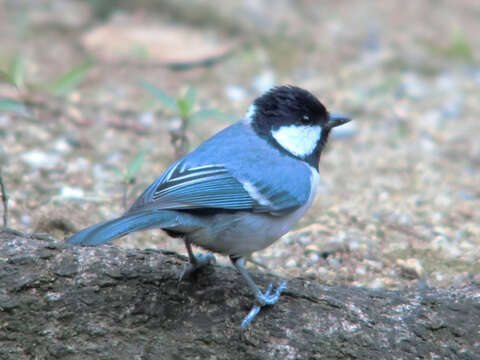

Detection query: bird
(68, 85), (351, 328)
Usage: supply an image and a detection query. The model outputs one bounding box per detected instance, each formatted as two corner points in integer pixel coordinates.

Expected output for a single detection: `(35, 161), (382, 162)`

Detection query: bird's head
(245, 85), (351, 167)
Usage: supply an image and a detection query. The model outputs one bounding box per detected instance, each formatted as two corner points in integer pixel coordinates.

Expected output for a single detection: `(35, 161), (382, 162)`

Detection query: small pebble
(399, 73), (427, 99)
(309, 253), (320, 262)
(430, 236), (461, 258)
(21, 150), (61, 169)
(53, 138), (72, 153)
(356, 266), (366, 276)
(364, 260), (383, 271)
(327, 257), (341, 268)
(139, 112), (155, 127)
(368, 278), (385, 289)
(297, 235), (313, 245)
(397, 258), (423, 279)
(60, 186), (85, 200)
(285, 258), (297, 268)
(21, 214), (31, 226)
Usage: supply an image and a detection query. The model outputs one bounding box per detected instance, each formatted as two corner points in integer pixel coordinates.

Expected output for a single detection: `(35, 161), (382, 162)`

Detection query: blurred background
(1, 0), (479, 290)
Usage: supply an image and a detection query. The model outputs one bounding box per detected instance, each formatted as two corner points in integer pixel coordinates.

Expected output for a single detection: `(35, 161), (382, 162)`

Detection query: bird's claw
(179, 252), (216, 281)
(257, 280), (287, 305)
(241, 305), (261, 329)
(241, 281), (288, 329)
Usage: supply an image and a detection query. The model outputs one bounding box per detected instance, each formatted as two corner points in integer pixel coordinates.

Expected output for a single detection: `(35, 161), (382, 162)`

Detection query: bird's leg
(179, 240), (216, 280)
(230, 256), (288, 328)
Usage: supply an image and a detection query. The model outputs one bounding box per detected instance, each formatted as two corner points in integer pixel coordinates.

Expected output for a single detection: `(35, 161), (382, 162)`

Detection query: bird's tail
(68, 210), (179, 246)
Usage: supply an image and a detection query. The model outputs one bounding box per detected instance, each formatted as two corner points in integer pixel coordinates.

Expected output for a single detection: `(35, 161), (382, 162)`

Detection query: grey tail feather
(67, 210), (177, 246)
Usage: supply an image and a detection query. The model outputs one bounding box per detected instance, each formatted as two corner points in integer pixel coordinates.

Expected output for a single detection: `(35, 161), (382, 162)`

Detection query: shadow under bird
(68, 85), (351, 328)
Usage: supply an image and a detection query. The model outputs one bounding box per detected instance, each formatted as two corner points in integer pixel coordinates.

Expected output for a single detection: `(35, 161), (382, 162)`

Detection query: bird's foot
(241, 280), (288, 329)
(256, 281), (288, 305)
(179, 252), (216, 281)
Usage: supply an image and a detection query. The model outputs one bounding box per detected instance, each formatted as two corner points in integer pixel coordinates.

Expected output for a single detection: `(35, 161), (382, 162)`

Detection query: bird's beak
(326, 113), (351, 129)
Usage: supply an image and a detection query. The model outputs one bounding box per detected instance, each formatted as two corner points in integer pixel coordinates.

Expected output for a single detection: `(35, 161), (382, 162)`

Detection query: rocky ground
(1, 0), (479, 291)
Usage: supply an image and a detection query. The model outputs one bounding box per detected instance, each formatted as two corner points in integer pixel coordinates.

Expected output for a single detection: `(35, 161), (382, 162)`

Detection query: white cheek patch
(243, 104), (257, 124)
(271, 125), (322, 158)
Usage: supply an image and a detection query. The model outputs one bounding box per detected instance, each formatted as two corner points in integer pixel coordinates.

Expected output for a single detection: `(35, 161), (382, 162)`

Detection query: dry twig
(0, 168), (9, 227)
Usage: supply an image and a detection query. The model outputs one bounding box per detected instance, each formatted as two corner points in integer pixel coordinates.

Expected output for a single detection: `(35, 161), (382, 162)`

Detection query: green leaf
(444, 34), (473, 60)
(0, 98), (29, 116)
(190, 109), (239, 123)
(49, 62), (92, 96)
(139, 79), (178, 111)
(9, 53), (25, 88)
(183, 86), (197, 112)
(112, 166), (124, 178)
(126, 149), (148, 180)
(177, 98), (190, 118)
(0, 70), (14, 86)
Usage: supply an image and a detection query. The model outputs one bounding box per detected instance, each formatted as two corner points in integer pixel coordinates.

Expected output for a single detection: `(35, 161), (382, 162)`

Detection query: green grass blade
(50, 62), (92, 96)
(112, 166), (124, 178)
(9, 53), (25, 88)
(126, 149), (148, 180)
(183, 85), (197, 112)
(139, 79), (178, 111)
(0, 98), (29, 116)
(177, 98), (190, 118)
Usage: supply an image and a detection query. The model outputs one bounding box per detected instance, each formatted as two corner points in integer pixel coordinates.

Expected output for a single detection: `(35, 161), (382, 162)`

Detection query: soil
(1, 0), (479, 291)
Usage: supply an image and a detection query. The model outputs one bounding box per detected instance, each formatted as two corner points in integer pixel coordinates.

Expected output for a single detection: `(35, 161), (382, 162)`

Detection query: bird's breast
(186, 166), (320, 257)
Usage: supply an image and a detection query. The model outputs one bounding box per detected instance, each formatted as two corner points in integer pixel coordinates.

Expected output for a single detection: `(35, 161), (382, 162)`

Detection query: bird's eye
(302, 115), (310, 123)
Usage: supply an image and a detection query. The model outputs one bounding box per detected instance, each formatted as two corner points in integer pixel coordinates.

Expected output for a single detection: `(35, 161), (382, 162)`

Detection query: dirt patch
(1, 0), (479, 291)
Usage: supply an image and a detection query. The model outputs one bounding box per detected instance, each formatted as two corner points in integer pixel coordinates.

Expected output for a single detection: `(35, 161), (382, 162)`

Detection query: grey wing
(126, 160), (303, 215)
